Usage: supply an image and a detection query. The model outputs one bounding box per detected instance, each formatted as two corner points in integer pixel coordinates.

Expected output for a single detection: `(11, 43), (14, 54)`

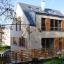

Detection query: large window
(58, 20), (61, 31)
(41, 38), (62, 51)
(41, 18), (45, 31)
(50, 19), (61, 31)
(16, 22), (21, 31)
(41, 38), (54, 49)
(19, 22), (21, 31)
(13, 37), (17, 45)
(16, 23), (17, 31)
(19, 37), (25, 47)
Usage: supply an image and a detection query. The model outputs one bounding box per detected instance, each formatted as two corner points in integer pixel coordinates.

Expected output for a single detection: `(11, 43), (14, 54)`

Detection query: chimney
(41, 0), (45, 11)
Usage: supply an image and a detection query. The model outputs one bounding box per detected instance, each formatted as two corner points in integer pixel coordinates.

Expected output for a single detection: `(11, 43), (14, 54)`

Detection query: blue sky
(0, 0), (64, 24)
(15, 0), (64, 13)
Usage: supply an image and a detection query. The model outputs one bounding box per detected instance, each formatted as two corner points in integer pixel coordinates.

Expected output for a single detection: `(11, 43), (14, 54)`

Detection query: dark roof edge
(36, 12), (64, 18)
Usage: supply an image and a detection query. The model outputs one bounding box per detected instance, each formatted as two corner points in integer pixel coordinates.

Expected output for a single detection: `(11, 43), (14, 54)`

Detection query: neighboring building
(0, 25), (4, 42)
(2, 28), (10, 46)
(10, 2), (64, 61)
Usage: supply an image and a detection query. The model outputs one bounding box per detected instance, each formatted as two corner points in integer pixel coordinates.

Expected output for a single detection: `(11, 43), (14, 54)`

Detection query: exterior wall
(61, 20), (64, 31)
(36, 14), (64, 31)
(11, 3), (64, 56)
(35, 14), (64, 50)
(11, 3), (30, 52)
(62, 38), (64, 49)
(54, 38), (59, 50)
(45, 18), (50, 31)
(30, 32), (41, 49)
(10, 3), (64, 61)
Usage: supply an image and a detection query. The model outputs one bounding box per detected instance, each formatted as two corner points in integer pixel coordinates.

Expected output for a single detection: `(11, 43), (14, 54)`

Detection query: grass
(42, 57), (62, 64)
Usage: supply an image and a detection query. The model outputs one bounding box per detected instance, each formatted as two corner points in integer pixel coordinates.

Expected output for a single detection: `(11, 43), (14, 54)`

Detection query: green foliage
(0, 46), (10, 51)
(0, 41), (5, 47)
(43, 57), (62, 64)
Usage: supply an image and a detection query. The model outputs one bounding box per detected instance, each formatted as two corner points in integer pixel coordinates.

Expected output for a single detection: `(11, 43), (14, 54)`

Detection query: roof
(18, 3), (64, 26)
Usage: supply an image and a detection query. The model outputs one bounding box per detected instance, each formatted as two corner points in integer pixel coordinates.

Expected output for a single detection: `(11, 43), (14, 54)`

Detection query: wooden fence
(10, 48), (62, 63)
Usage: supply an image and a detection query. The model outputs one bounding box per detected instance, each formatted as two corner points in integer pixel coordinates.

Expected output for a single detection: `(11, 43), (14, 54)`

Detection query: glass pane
(58, 20), (61, 31)
(46, 38), (49, 48)
(55, 27), (58, 31)
(41, 38), (45, 48)
(55, 20), (58, 27)
(50, 19), (54, 27)
(41, 18), (45, 31)
(41, 26), (45, 31)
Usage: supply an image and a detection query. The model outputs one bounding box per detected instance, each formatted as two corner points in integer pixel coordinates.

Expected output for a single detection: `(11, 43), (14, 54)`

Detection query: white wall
(11, 3), (30, 51)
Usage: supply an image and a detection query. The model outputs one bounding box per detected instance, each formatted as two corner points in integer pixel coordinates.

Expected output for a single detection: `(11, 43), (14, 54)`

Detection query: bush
(0, 46), (10, 51)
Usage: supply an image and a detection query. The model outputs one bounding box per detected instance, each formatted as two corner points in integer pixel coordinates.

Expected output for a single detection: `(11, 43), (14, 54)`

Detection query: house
(0, 25), (11, 46)
(10, 2), (64, 61)
(2, 27), (11, 46)
(0, 25), (4, 42)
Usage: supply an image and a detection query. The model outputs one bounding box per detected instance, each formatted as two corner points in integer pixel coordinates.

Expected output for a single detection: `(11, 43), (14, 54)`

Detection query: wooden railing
(10, 49), (62, 62)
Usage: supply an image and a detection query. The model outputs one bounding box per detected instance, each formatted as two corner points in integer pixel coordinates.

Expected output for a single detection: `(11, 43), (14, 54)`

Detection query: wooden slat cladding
(61, 20), (64, 31)
(61, 38), (64, 49)
(54, 38), (59, 50)
(45, 18), (50, 31)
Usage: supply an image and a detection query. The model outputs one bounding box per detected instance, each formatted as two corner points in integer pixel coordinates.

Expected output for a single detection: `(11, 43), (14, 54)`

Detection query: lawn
(42, 57), (63, 64)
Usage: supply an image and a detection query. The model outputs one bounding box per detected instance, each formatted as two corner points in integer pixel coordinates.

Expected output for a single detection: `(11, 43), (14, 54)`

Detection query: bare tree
(0, 0), (16, 24)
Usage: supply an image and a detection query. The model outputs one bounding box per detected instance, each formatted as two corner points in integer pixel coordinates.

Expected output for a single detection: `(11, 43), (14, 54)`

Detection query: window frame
(50, 19), (62, 31)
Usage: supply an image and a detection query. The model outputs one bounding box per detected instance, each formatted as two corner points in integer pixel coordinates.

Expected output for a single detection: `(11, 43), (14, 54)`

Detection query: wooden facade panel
(61, 20), (64, 31)
(45, 18), (50, 31)
(61, 38), (64, 49)
(54, 38), (59, 50)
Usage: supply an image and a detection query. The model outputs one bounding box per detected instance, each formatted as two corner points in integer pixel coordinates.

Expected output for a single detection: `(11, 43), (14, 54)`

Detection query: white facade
(11, 3), (64, 53)
(10, 3), (40, 52)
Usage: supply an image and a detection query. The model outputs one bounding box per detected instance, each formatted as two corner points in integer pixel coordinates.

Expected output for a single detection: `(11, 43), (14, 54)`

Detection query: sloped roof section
(18, 3), (64, 26)
(24, 11), (35, 26)
(44, 9), (64, 17)
(19, 3), (64, 16)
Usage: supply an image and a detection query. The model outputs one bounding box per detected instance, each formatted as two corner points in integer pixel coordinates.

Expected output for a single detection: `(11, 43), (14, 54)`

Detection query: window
(41, 18), (45, 31)
(58, 20), (61, 31)
(50, 19), (61, 31)
(13, 37), (17, 45)
(16, 22), (21, 31)
(19, 22), (21, 31)
(10, 26), (13, 30)
(16, 23), (17, 31)
(19, 37), (25, 47)
(50, 19), (54, 30)
(41, 38), (54, 49)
